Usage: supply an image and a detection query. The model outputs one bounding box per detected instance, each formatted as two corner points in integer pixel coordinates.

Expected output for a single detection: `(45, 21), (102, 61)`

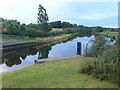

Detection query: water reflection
(1, 35), (94, 73)
(2, 45), (52, 67)
(38, 46), (52, 59)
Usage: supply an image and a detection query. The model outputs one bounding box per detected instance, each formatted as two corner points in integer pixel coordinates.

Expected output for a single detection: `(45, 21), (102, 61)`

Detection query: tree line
(50, 21), (77, 28)
(1, 18), (105, 37)
(0, 4), (105, 37)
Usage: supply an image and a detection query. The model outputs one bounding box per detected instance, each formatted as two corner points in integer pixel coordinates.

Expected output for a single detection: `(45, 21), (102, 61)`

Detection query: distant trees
(1, 3), (107, 37)
(50, 21), (77, 28)
(1, 17), (105, 37)
(62, 22), (73, 28)
(2, 19), (21, 35)
(92, 26), (104, 33)
(37, 4), (51, 32)
(1, 18), (104, 37)
(50, 21), (62, 28)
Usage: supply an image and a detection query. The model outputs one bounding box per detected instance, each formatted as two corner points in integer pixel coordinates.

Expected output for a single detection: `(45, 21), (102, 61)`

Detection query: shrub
(80, 45), (120, 84)
(86, 35), (114, 57)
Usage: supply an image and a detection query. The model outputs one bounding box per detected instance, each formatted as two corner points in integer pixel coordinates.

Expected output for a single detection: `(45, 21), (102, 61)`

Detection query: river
(1, 35), (94, 74)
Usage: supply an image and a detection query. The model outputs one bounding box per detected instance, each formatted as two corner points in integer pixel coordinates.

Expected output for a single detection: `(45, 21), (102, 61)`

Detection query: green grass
(0, 35), (36, 45)
(0, 39), (36, 45)
(100, 31), (118, 37)
(2, 57), (118, 88)
(1, 34), (71, 45)
(0, 36), (33, 40)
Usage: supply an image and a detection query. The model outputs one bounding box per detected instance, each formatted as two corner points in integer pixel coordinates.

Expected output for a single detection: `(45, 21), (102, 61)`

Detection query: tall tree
(37, 4), (51, 32)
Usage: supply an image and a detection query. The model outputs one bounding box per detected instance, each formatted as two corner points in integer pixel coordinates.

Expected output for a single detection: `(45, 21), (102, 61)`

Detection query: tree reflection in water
(2, 45), (52, 67)
(2, 35), (77, 67)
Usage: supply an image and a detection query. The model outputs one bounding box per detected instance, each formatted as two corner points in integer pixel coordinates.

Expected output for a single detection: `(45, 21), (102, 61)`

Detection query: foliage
(100, 31), (118, 42)
(37, 4), (48, 24)
(80, 45), (120, 84)
(50, 21), (77, 28)
(50, 21), (62, 28)
(1, 18), (105, 37)
(86, 35), (112, 57)
(92, 26), (104, 33)
(2, 20), (21, 35)
(81, 33), (119, 84)
(39, 22), (52, 32)
(37, 4), (51, 32)
(100, 31), (119, 45)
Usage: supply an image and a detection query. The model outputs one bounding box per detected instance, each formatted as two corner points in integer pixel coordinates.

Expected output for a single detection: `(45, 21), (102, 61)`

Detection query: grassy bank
(36, 34), (71, 42)
(1, 39), (36, 45)
(100, 31), (118, 38)
(1, 34), (72, 45)
(2, 57), (118, 88)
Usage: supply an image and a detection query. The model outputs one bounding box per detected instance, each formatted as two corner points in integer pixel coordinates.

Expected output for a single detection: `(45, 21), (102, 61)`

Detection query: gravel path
(0, 39), (20, 43)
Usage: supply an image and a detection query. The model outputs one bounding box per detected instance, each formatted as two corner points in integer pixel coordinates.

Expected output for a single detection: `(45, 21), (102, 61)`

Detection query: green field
(100, 31), (118, 37)
(2, 57), (118, 88)
(51, 28), (63, 32)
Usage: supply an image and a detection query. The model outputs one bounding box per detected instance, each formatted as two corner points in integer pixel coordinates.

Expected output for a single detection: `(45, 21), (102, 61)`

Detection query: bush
(86, 35), (113, 57)
(80, 45), (120, 84)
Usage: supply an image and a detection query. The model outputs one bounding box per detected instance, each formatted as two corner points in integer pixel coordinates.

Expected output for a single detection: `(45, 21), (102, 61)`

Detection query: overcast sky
(0, 0), (119, 28)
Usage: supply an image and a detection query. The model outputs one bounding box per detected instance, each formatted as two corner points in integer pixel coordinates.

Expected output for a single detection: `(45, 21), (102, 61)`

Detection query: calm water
(0, 35), (94, 74)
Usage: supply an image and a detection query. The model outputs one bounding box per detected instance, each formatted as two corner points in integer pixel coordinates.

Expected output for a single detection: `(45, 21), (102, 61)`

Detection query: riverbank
(2, 57), (118, 88)
(0, 34), (35, 45)
(1, 55), (82, 75)
(1, 34), (76, 50)
(100, 31), (118, 40)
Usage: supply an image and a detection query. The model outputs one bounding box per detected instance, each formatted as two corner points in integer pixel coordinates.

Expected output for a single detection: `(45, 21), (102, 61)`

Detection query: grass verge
(1, 34), (72, 45)
(2, 57), (118, 88)
(0, 39), (36, 45)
